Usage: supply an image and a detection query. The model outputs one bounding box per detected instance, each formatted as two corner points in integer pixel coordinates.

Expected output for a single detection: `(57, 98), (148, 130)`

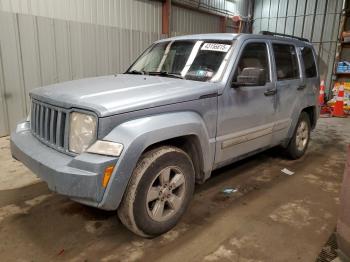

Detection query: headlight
(69, 112), (97, 154)
(87, 140), (124, 157)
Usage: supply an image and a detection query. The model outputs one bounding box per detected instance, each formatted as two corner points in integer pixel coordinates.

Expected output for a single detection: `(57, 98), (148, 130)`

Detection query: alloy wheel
(146, 166), (186, 222)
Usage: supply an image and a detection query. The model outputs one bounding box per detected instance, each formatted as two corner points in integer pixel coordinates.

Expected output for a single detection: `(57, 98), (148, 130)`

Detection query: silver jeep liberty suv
(11, 31), (319, 237)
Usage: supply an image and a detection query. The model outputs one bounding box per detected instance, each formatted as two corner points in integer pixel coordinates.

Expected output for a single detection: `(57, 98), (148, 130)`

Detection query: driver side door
(215, 40), (277, 167)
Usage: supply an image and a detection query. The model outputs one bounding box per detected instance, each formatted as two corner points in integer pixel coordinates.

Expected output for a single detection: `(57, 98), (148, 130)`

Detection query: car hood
(30, 74), (218, 117)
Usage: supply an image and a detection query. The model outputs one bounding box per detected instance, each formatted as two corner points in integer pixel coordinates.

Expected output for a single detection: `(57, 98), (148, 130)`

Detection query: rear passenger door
(300, 45), (319, 109)
(271, 43), (303, 144)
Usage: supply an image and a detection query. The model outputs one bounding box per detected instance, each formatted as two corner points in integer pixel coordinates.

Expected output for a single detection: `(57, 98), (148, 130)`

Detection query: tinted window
(273, 44), (300, 80)
(235, 42), (270, 82)
(301, 46), (317, 78)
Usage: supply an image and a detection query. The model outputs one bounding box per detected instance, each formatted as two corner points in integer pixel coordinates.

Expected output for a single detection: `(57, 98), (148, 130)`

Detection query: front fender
(98, 111), (214, 210)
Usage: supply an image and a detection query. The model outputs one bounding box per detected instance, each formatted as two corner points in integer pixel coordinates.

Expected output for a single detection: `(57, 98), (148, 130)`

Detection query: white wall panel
(0, 0), (163, 33)
(276, 0), (287, 34)
(17, 14), (42, 112)
(171, 5), (221, 36)
(172, 0), (248, 17)
(0, 12), (27, 132)
(37, 16), (58, 85)
(0, 50), (9, 136)
(69, 22), (84, 80)
(0, 10), (159, 136)
(54, 20), (71, 82)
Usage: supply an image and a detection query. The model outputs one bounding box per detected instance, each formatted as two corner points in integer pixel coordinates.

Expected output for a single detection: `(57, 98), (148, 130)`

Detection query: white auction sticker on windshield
(201, 43), (231, 52)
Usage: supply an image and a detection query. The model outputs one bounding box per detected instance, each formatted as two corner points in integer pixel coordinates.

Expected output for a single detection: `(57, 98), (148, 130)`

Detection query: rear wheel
(118, 146), (195, 237)
(286, 112), (311, 159)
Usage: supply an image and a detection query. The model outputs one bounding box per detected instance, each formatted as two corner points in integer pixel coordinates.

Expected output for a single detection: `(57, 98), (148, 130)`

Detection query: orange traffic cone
(333, 84), (346, 117)
(319, 80), (325, 105)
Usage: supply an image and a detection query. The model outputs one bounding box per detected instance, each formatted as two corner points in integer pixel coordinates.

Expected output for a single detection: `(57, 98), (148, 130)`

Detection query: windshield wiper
(126, 70), (184, 79)
(125, 70), (146, 75)
(147, 71), (184, 79)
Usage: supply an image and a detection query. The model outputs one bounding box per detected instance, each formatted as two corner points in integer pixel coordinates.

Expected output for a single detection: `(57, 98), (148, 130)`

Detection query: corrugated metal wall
(253, 0), (343, 93)
(0, 0), (162, 32)
(171, 5), (221, 35)
(0, 0), (163, 136)
(172, 0), (248, 17)
(0, 11), (162, 135)
(171, 0), (250, 35)
(0, 0), (249, 137)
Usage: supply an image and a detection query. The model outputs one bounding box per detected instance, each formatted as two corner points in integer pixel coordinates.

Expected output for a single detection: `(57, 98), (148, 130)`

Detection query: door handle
(297, 84), (306, 90)
(264, 89), (277, 96)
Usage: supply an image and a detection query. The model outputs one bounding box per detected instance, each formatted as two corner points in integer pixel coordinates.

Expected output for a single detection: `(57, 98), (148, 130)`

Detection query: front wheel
(118, 146), (195, 237)
(286, 112), (311, 159)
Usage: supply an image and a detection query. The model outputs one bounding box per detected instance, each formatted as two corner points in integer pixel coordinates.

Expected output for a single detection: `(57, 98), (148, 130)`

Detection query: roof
(157, 33), (312, 46)
(158, 33), (238, 42)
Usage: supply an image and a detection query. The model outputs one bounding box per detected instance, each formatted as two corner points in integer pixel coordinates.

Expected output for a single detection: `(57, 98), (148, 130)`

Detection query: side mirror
(233, 67), (266, 87)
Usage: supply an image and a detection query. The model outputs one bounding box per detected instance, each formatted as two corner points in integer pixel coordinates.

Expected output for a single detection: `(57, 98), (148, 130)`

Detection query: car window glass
(301, 46), (317, 78)
(186, 45), (230, 79)
(128, 40), (234, 82)
(162, 41), (194, 73)
(132, 43), (167, 72)
(234, 42), (270, 82)
(273, 44), (300, 80)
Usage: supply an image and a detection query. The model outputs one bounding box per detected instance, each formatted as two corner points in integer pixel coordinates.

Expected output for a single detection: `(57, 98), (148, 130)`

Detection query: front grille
(31, 100), (69, 151)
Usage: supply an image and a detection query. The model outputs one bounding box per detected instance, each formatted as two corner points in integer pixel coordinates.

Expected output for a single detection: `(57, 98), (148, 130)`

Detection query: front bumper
(10, 123), (118, 208)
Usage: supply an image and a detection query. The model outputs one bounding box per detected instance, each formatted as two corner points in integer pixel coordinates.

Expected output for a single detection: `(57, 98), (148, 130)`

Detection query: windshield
(126, 40), (234, 82)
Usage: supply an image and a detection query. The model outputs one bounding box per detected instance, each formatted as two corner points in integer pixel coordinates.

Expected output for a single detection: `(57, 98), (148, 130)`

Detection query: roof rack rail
(259, 31), (310, 42)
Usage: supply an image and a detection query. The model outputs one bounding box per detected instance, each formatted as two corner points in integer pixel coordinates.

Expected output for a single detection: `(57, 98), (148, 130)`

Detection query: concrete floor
(0, 117), (349, 262)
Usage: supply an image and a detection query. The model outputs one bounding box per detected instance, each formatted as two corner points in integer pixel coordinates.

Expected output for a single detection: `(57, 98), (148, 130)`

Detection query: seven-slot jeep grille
(31, 100), (69, 151)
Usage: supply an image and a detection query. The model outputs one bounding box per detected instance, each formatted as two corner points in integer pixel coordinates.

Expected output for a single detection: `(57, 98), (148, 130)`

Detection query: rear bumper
(10, 122), (118, 208)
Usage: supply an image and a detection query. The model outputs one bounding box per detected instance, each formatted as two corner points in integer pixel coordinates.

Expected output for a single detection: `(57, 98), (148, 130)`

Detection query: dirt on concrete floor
(0, 117), (349, 262)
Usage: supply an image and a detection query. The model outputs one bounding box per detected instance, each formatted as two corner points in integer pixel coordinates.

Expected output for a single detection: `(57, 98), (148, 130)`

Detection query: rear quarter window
(301, 46), (317, 78)
(272, 44), (300, 81)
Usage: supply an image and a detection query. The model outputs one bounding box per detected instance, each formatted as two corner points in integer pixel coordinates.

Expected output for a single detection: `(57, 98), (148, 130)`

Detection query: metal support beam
(220, 17), (226, 33)
(162, 0), (171, 37)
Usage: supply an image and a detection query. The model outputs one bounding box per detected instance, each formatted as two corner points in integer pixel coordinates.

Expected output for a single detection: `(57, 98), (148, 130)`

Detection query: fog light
(102, 165), (115, 188)
(87, 140), (123, 157)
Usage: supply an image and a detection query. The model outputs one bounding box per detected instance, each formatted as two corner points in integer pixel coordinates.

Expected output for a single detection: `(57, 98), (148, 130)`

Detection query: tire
(286, 112), (311, 159)
(117, 146), (195, 237)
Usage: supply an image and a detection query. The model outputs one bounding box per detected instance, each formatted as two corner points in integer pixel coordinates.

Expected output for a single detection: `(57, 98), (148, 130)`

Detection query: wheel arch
(97, 112), (214, 210)
(301, 105), (318, 130)
(142, 134), (206, 183)
(283, 105), (318, 148)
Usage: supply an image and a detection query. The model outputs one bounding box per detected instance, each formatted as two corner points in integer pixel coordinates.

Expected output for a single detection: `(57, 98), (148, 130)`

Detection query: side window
(272, 44), (300, 81)
(301, 46), (317, 78)
(234, 42), (270, 82)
